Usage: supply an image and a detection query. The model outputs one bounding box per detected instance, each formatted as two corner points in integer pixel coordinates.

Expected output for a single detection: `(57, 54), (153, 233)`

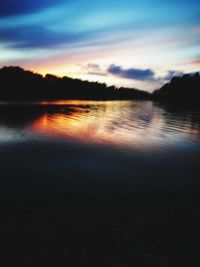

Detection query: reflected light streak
(28, 101), (200, 151)
(29, 101), (157, 148)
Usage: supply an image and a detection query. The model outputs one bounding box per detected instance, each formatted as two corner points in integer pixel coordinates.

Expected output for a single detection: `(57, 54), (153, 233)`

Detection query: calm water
(0, 100), (200, 152)
(0, 100), (200, 194)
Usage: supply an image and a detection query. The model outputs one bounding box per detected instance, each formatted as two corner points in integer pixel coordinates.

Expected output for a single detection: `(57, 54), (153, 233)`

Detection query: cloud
(84, 64), (107, 76)
(161, 70), (184, 82)
(107, 64), (155, 81)
(84, 64), (184, 85)
(0, 25), (90, 49)
(0, 0), (66, 17)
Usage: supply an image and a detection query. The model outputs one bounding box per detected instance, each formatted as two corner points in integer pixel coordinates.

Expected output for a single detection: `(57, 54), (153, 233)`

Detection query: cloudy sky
(0, 0), (200, 91)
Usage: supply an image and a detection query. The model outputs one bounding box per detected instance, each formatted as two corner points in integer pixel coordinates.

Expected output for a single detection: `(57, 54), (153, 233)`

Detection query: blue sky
(0, 0), (199, 91)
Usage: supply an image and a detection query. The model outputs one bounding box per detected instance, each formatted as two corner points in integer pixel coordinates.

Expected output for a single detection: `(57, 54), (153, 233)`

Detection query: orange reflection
(39, 100), (116, 105)
(29, 101), (156, 148)
(28, 100), (200, 150)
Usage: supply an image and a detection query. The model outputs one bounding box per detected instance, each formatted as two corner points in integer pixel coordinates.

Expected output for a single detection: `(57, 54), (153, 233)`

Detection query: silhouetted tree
(153, 72), (200, 105)
(0, 66), (150, 101)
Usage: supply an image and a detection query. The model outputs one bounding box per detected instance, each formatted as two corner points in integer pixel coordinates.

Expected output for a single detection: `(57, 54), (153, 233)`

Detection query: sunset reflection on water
(28, 100), (200, 151)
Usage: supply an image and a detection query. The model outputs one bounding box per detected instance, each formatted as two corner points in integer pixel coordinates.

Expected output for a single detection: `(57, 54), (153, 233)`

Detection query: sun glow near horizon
(0, 0), (200, 91)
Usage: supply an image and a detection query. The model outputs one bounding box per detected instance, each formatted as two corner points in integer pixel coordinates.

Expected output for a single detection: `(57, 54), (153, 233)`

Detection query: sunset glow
(0, 0), (200, 91)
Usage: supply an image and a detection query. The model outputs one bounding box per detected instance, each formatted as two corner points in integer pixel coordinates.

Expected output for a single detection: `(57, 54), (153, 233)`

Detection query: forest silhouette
(0, 66), (199, 103)
(153, 72), (200, 104)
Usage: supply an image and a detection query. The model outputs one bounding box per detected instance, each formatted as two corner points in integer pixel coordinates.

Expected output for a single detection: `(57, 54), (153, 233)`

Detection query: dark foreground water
(1, 100), (200, 266)
(0, 100), (199, 194)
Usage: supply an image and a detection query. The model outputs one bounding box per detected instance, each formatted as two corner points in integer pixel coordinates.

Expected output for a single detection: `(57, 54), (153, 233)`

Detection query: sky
(0, 0), (200, 91)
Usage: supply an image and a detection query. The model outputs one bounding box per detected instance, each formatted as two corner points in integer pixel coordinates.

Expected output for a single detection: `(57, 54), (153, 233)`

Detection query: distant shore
(0, 66), (199, 105)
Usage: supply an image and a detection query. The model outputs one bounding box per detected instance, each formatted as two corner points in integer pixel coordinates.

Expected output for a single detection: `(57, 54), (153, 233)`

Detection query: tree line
(0, 66), (199, 104)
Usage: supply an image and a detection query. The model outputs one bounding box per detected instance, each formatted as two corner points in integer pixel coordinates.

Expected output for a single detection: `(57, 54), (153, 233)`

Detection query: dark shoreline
(1, 66), (200, 106)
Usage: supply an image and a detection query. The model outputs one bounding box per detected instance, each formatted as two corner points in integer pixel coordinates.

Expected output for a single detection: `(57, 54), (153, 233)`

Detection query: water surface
(0, 100), (200, 152)
(0, 100), (199, 195)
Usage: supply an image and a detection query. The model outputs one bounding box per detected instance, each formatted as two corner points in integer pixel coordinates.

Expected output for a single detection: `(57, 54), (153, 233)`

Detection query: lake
(1, 100), (200, 266)
(0, 100), (200, 197)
